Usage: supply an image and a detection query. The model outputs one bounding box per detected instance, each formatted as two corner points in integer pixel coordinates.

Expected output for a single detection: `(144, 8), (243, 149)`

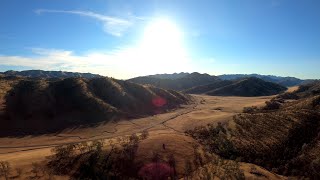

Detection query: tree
(15, 167), (22, 178)
(0, 161), (11, 180)
(51, 144), (75, 160)
(31, 162), (41, 178)
(140, 130), (149, 140)
(91, 140), (104, 152)
(184, 160), (192, 179)
(75, 142), (89, 154)
(167, 154), (177, 179)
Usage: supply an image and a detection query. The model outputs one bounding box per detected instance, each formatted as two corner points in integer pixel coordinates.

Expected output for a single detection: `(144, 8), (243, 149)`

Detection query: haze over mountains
(1, 69), (320, 179)
(0, 70), (308, 97)
(129, 72), (291, 96)
(129, 72), (307, 87)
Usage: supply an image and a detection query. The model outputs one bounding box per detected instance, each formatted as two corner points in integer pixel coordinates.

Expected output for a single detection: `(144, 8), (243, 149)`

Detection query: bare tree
(31, 162), (41, 178)
(0, 161), (11, 180)
(15, 167), (23, 178)
(184, 160), (192, 180)
(140, 130), (149, 140)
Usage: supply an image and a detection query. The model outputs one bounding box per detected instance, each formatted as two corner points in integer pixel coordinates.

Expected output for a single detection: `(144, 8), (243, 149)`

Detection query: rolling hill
(185, 77), (287, 96)
(218, 74), (304, 87)
(128, 72), (220, 90)
(183, 80), (233, 94)
(187, 81), (320, 179)
(0, 77), (191, 135)
(206, 77), (287, 96)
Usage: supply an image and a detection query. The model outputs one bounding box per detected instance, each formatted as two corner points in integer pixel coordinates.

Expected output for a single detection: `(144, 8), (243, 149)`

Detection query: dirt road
(0, 95), (272, 167)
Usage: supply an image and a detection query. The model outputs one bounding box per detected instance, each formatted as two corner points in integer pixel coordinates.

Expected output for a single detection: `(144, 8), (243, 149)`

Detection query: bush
(243, 106), (259, 113)
(51, 144), (75, 160)
(263, 100), (281, 110)
(0, 161), (11, 180)
(140, 130), (149, 140)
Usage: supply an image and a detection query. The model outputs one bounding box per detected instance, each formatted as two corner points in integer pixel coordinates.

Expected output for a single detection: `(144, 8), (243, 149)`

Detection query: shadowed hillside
(185, 77), (287, 97)
(187, 82), (320, 179)
(128, 72), (220, 90)
(218, 74), (305, 87)
(183, 80), (233, 94)
(0, 77), (190, 135)
(206, 77), (287, 96)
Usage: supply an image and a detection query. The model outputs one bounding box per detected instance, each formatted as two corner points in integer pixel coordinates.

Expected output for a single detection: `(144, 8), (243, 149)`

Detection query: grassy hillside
(206, 77), (287, 96)
(128, 72), (220, 90)
(218, 74), (304, 87)
(185, 77), (287, 97)
(187, 82), (320, 179)
(1, 77), (191, 135)
(183, 80), (233, 94)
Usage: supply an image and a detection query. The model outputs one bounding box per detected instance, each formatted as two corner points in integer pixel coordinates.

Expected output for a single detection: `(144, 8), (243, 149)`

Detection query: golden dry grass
(0, 94), (276, 179)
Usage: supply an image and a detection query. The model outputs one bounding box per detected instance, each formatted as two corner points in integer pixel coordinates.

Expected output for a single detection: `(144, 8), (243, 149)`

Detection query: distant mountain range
(0, 70), (101, 79)
(0, 70), (314, 97)
(129, 72), (307, 88)
(0, 71), (310, 88)
(218, 74), (304, 87)
(128, 73), (293, 96)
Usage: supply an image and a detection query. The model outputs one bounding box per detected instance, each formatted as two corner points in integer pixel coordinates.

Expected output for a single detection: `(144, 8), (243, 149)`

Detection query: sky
(0, 0), (320, 79)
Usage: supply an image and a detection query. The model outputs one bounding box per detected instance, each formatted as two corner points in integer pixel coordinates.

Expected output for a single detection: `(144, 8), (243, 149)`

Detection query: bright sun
(141, 19), (182, 51)
(136, 18), (189, 73)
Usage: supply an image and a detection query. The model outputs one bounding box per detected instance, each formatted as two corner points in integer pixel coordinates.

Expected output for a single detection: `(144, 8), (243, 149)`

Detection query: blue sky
(0, 0), (320, 79)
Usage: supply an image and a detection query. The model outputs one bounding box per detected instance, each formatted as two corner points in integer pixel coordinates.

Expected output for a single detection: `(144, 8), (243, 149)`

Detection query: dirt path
(0, 95), (272, 167)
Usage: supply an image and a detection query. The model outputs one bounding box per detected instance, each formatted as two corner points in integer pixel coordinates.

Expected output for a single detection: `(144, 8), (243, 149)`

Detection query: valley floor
(0, 95), (283, 179)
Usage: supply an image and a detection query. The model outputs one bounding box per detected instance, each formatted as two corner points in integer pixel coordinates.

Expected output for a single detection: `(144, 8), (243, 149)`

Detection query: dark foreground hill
(185, 77), (287, 96)
(0, 70), (101, 79)
(128, 72), (220, 90)
(0, 77), (190, 135)
(187, 82), (320, 179)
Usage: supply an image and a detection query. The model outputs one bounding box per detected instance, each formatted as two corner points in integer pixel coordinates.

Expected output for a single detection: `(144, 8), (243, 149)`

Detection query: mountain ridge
(0, 70), (101, 79)
(0, 76), (191, 135)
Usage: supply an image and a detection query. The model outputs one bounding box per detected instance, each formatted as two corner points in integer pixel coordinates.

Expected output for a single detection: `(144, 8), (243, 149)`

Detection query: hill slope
(128, 72), (220, 90)
(185, 77), (287, 97)
(1, 77), (190, 135)
(206, 77), (287, 96)
(218, 74), (304, 87)
(183, 80), (233, 94)
(187, 82), (320, 179)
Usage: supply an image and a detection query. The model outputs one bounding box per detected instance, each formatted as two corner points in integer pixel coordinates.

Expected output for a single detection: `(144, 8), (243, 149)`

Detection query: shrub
(0, 161), (11, 180)
(31, 162), (42, 177)
(243, 106), (259, 113)
(263, 100), (281, 110)
(15, 167), (22, 178)
(140, 130), (149, 140)
(51, 144), (75, 160)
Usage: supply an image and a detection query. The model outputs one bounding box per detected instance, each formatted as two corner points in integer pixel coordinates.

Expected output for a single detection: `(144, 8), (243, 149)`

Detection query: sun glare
(141, 19), (182, 50)
(135, 18), (189, 74)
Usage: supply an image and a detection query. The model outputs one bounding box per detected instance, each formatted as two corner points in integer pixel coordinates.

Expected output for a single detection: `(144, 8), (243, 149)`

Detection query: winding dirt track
(0, 95), (272, 167)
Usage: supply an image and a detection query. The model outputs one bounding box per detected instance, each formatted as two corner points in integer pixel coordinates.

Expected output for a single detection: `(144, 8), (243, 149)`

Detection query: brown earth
(0, 94), (281, 179)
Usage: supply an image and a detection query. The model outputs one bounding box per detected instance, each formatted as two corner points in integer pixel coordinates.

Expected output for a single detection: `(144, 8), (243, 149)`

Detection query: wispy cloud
(35, 9), (140, 36)
(0, 47), (193, 79)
